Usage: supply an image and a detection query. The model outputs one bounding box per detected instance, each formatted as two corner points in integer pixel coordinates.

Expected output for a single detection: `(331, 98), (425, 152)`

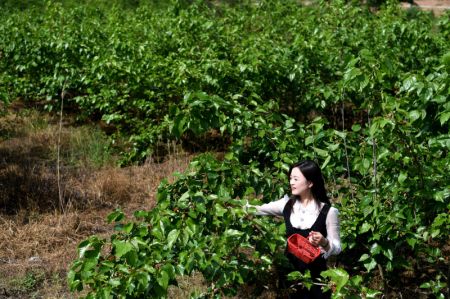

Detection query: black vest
(283, 201), (330, 278)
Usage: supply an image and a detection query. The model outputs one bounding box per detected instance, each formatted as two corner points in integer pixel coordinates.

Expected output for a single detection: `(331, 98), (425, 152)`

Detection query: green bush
(1, 0), (448, 162)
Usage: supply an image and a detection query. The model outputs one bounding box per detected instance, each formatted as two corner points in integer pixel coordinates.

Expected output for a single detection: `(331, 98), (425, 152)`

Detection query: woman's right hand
(308, 231), (328, 248)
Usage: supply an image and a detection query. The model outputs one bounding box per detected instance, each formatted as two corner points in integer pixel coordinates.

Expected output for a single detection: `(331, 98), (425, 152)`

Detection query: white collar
(293, 200), (322, 211)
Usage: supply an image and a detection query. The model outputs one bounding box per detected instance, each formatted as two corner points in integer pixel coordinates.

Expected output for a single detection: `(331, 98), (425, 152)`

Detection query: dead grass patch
(0, 210), (108, 298)
(167, 272), (208, 298)
(0, 147), (194, 297)
(0, 107), (195, 298)
(0, 150), (194, 298)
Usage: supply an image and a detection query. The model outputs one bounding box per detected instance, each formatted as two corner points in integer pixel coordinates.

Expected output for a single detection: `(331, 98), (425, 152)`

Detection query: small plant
(64, 126), (117, 169)
(10, 270), (45, 294)
(420, 275), (448, 299)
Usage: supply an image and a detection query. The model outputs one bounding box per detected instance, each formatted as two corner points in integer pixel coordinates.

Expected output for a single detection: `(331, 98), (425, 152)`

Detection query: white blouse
(255, 195), (341, 259)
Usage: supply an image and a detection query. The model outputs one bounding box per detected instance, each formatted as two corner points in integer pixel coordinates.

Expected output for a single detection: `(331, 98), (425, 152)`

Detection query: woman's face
(289, 167), (311, 196)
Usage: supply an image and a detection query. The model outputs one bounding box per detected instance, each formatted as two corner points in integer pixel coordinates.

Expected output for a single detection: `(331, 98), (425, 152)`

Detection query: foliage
(1, 0), (447, 161)
(0, 0), (448, 297)
(67, 87), (449, 296)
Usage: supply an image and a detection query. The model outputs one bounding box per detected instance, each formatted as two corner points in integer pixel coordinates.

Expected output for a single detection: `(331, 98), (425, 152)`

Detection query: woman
(255, 160), (341, 299)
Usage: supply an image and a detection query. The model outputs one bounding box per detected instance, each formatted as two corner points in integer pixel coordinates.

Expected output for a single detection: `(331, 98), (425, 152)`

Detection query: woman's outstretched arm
(250, 194), (289, 216)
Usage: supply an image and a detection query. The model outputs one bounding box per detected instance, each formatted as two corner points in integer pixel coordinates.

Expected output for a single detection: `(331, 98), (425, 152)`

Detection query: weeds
(0, 109), (49, 141)
(10, 270), (45, 293)
(64, 126), (117, 169)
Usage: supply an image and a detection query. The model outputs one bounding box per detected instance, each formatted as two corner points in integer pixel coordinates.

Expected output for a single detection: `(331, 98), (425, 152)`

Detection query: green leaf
(359, 222), (372, 234)
(134, 210), (149, 218)
(78, 240), (91, 258)
(363, 158), (371, 170)
(364, 258), (377, 272)
(439, 112), (450, 125)
(175, 116), (187, 138)
(157, 269), (169, 290)
(369, 243), (381, 256)
(215, 203), (227, 217)
(113, 240), (133, 258)
(351, 124), (361, 132)
(313, 147), (328, 157)
(178, 191), (190, 208)
(321, 156), (331, 169)
(321, 268), (349, 292)
(108, 278), (121, 287)
(107, 209), (125, 223)
(224, 152), (234, 160)
(167, 229), (179, 249)
(196, 203), (207, 214)
(366, 289), (383, 298)
(251, 167), (263, 177)
(287, 271), (302, 281)
(386, 261), (393, 272)
(344, 67), (362, 82)
(409, 110), (421, 122)
(122, 223), (134, 234)
(406, 238), (417, 248)
(334, 130), (346, 139)
(398, 172), (407, 184)
(82, 258), (99, 271)
(224, 229), (243, 238)
(383, 248), (393, 261)
(305, 135), (314, 145)
(358, 253), (370, 262)
(420, 282), (431, 288)
(402, 76), (416, 92)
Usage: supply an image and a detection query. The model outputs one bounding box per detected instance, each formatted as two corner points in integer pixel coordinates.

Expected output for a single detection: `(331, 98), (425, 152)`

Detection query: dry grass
(0, 107), (194, 298)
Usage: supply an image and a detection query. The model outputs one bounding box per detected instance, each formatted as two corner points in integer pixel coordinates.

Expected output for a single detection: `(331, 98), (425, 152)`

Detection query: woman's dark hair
(287, 160), (331, 211)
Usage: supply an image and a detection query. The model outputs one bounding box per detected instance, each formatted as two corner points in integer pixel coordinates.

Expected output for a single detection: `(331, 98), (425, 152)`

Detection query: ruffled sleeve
(322, 207), (341, 259)
(253, 194), (289, 217)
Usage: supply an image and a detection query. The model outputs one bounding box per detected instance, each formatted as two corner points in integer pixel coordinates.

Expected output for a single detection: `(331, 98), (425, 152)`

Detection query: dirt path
(403, 0), (450, 14)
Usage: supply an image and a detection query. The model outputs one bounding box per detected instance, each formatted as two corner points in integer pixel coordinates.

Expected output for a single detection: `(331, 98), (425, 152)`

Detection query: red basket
(287, 233), (321, 264)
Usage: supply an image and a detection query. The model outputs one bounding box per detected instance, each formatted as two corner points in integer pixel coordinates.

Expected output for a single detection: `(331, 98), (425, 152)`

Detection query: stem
(367, 108), (377, 200)
(393, 126), (425, 189)
(341, 99), (353, 199)
(57, 84), (66, 214)
(447, 261), (450, 299)
(311, 126), (317, 162)
(377, 264), (388, 297)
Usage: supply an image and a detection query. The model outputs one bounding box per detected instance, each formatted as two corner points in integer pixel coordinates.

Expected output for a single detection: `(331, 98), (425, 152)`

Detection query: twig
(341, 98), (353, 199)
(447, 262), (450, 299)
(57, 83), (67, 214)
(311, 126), (318, 163)
(378, 258), (387, 297)
(367, 108), (378, 200)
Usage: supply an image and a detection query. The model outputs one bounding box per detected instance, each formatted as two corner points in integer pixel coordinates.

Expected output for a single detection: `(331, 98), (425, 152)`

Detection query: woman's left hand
(308, 231), (328, 248)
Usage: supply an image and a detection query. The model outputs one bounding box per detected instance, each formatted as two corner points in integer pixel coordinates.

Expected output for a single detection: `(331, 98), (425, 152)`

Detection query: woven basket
(287, 233), (321, 264)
